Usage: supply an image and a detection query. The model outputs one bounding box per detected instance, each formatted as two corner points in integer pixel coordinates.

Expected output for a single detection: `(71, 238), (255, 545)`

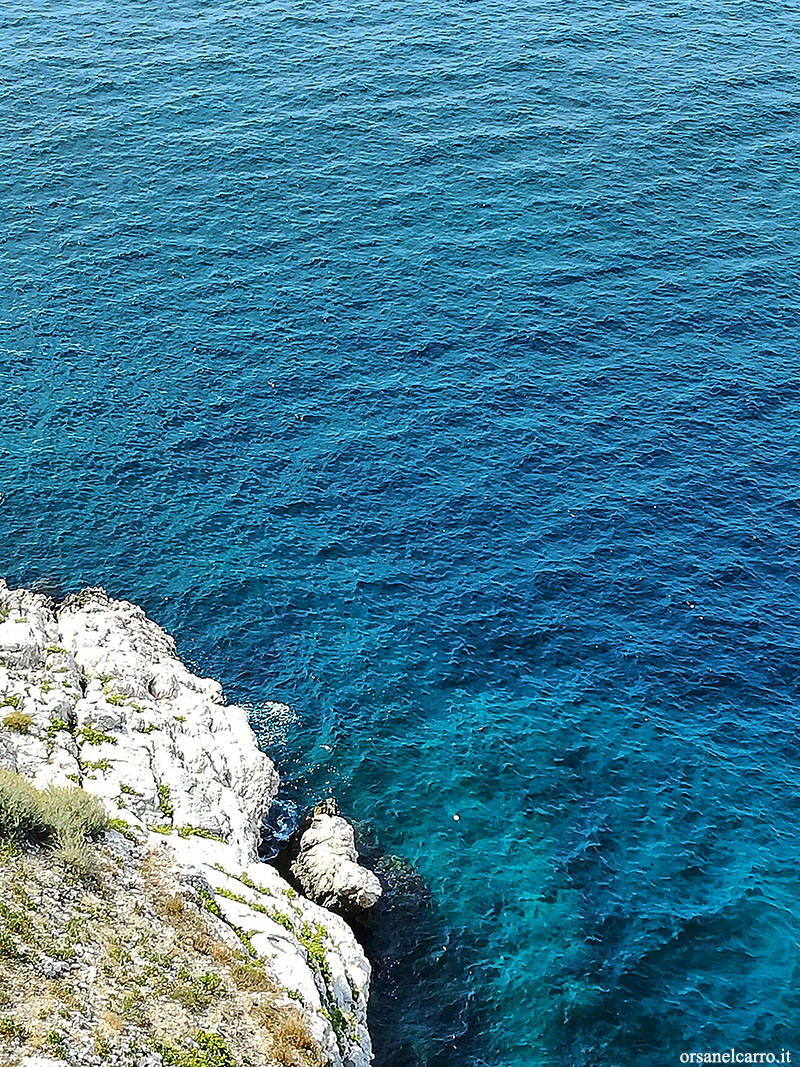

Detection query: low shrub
(0, 769), (109, 872)
(2, 711), (32, 735)
(46, 1030), (68, 1056)
(0, 771), (48, 843)
(39, 784), (109, 846)
(78, 724), (117, 746)
(0, 1015), (28, 1041)
(55, 839), (98, 878)
(158, 1030), (236, 1067)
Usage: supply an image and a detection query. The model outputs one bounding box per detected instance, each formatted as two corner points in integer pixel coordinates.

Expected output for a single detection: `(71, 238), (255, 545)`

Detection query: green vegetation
(0, 927), (26, 962)
(212, 865), (273, 899)
(45, 646), (68, 656)
(0, 826), (324, 1067)
(171, 968), (224, 1013)
(78, 724), (117, 746)
(200, 970), (222, 994)
(178, 825), (225, 842)
(0, 769), (109, 871)
(196, 886), (257, 955)
(267, 908), (294, 933)
(94, 1034), (111, 1057)
(43, 919), (80, 962)
(109, 819), (140, 843)
(215, 886), (275, 922)
(46, 1029), (68, 1056)
(229, 958), (273, 992)
(0, 1015), (28, 1041)
(197, 886), (223, 920)
(0, 772), (52, 843)
(298, 922), (332, 985)
(2, 710), (32, 734)
(234, 927), (256, 956)
(321, 1002), (357, 1054)
(0, 901), (32, 951)
(157, 783), (174, 820)
(0, 695), (22, 711)
(212, 881), (333, 1008)
(158, 1030), (235, 1067)
(84, 758), (110, 773)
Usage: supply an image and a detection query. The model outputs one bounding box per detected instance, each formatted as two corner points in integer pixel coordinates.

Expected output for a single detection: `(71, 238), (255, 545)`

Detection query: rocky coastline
(0, 580), (381, 1067)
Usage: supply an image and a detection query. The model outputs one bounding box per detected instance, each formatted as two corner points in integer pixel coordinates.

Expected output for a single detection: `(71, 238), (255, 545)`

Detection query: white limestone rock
(57, 586), (278, 859)
(169, 835), (372, 1067)
(20, 1058), (70, 1067)
(291, 799), (383, 916)
(0, 582), (278, 857)
(0, 579), (374, 1067)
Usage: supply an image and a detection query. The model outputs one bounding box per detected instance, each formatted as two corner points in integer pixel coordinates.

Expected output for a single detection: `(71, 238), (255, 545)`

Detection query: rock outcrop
(290, 800), (383, 918)
(0, 580), (374, 1067)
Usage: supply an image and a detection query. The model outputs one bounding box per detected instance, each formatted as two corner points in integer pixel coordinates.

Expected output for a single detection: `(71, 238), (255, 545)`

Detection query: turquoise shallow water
(3, 0), (800, 1063)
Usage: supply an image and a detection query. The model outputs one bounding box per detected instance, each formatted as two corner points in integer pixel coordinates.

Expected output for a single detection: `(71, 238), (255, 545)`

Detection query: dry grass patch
(1, 711), (32, 735)
(256, 1002), (324, 1067)
(0, 827), (325, 1067)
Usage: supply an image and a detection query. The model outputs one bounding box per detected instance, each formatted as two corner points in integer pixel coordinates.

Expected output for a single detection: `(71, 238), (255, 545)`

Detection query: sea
(2, 0), (800, 1064)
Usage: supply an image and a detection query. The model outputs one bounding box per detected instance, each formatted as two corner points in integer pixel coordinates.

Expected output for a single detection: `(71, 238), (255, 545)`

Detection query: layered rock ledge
(0, 580), (375, 1067)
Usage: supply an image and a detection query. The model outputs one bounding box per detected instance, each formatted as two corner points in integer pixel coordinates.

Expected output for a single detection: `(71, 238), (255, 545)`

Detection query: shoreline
(0, 580), (377, 1066)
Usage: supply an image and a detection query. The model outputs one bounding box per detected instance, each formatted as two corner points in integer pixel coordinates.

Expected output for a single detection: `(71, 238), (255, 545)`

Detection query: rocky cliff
(0, 581), (374, 1067)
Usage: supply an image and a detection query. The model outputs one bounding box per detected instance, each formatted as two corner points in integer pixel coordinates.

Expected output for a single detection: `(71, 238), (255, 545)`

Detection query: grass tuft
(0, 771), (48, 842)
(257, 1002), (323, 1066)
(0, 769), (109, 872)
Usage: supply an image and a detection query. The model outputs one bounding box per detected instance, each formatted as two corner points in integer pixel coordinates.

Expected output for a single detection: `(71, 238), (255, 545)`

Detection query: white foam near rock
(0, 579), (374, 1067)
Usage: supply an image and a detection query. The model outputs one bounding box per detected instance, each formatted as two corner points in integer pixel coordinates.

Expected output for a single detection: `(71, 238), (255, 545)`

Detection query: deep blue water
(3, 0), (800, 1063)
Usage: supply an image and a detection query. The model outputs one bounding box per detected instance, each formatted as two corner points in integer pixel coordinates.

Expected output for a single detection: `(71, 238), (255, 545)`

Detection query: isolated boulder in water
(291, 798), (383, 916)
